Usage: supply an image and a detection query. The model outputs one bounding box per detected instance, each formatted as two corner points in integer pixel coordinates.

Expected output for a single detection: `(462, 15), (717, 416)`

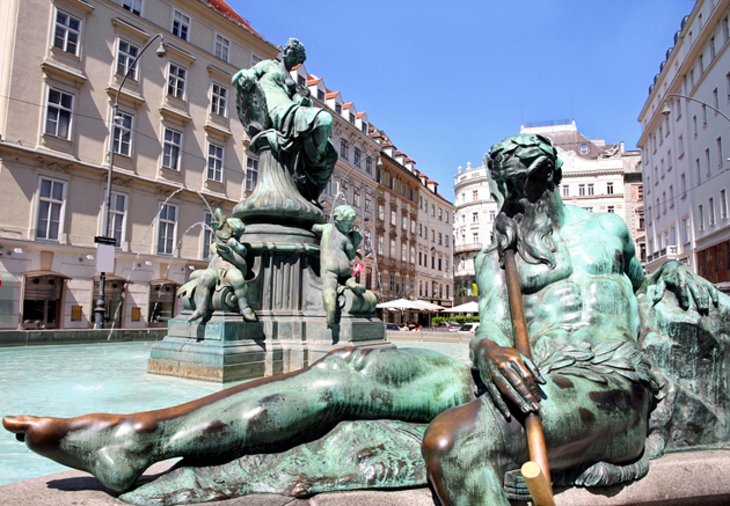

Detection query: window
(116, 39), (139, 78)
(562, 184), (569, 197)
(365, 156), (372, 174)
(471, 189), (478, 201)
(35, 177), (66, 240)
(340, 139), (349, 160)
(472, 212), (478, 223)
(172, 10), (190, 40)
(669, 185), (674, 208)
(297, 75), (305, 87)
(210, 82), (227, 116)
(377, 235), (383, 255)
(438, 208), (443, 221)
(207, 142), (224, 182)
(109, 192), (127, 246)
(699, 204), (704, 231)
(317, 89), (325, 101)
(705, 148), (711, 176)
(202, 212), (213, 259)
(607, 206), (615, 213)
(245, 157), (259, 192)
(717, 137), (723, 167)
(683, 217), (690, 244)
(472, 232), (479, 244)
(606, 182), (613, 195)
(401, 244), (407, 262)
(167, 63), (186, 99)
(53, 9), (81, 55)
(122, 0), (142, 14)
(353, 188), (361, 207)
(390, 210), (396, 226)
(578, 184), (586, 196)
(214, 34), (230, 62)
(389, 239), (395, 258)
(438, 232), (443, 245)
(353, 147), (361, 167)
(401, 214), (407, 230)
(681, 173), (687, 196)
(721, 189), (728, 220)
(335, 103), (342, 114)
(157, 203), (177, 255)
(44, 88), (73, 139)
(112, 111), (133, 156)
(431, 204), (436, 217)
(709, 198), (716, 225)
(162, 128), (182, 170)
(378, 203), (384, 220)
(587, 183), (594, 196)
(364, 195), (371, 213)
(349, 113), (355, 125)
(361, 122), (368, 134)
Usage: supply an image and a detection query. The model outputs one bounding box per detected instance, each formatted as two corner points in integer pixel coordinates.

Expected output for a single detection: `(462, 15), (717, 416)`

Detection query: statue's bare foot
(242, 306), (257, 321)
(3, 414), (152, 492)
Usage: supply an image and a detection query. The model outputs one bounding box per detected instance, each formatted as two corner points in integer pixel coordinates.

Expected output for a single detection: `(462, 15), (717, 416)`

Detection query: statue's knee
(423, 401), (483, 468)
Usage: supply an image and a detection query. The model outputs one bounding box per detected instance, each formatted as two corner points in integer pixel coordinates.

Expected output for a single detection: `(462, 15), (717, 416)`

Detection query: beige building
(637, 0), (730, 291)
(0, 0), (277, 329)
(452, 122), (645, 305)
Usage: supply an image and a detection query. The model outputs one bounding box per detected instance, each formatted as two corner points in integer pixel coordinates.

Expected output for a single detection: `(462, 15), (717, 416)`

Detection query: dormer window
(335, 103), (342, 114)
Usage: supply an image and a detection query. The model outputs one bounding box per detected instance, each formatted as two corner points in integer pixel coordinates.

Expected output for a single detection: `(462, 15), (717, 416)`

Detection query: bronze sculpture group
(4, 39), (730, 506)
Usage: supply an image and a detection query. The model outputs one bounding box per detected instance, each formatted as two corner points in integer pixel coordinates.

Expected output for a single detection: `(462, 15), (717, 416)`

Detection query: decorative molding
(159, 104), (192, 125)
(111, 17), (148, 42)
(106, 86), (145, 108)
(52, 0), (94, 15)
(165, 43), (197, 65)
(40, 60), (87, 87)
(204, 121), (232, 139)
(207, 64), (232, 81)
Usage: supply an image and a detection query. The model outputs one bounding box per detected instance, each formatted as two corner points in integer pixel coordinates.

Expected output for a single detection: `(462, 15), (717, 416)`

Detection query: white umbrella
(412, 300), (445, 312)
(441, 301), (479, 313)
(376, 298), (421, 310)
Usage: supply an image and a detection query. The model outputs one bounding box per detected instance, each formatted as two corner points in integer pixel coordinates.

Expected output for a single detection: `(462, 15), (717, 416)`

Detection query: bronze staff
(503, 247), (555, 506)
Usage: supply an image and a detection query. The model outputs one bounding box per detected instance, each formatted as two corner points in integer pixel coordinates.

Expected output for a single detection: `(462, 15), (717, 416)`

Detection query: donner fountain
(4, 40), (730, 506)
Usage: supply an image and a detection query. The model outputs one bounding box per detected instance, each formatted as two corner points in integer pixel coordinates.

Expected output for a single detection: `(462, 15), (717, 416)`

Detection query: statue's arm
(470, 249), (545, 418)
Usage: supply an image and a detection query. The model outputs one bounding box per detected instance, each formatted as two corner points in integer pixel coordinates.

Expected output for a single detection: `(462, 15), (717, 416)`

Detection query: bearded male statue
(3, 135), (726, 506)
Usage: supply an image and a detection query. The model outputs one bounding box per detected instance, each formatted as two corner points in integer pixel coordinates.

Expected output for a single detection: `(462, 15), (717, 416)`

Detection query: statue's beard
(494, 194), (557, 268)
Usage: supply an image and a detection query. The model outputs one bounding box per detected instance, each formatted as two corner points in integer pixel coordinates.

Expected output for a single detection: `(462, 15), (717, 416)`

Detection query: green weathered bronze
(231, 37), (336, 225)
(313, 204), (377, 327)
(177, 209), (256, 322)
(4, 134), (730, 505)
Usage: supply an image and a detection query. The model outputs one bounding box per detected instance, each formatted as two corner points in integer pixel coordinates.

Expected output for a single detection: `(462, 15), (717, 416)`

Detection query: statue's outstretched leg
(225, 270), (256, 321)
(4, 348), (474, 493)
(321, 271), (338, 328)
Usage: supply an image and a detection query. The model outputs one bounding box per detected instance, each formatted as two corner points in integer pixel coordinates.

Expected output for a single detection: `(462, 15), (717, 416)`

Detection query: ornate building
(637, 0), (730, 292)
(0, 0), (278, 330)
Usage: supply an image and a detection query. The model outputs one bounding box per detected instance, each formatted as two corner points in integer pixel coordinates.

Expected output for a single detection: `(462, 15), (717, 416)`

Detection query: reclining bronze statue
(5, 133), (730, 505)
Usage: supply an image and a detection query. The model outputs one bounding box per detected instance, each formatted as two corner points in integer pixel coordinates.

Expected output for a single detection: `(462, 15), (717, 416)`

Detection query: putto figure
(312, 205), (370, 328)
(4, 135), (727, 506)
(177, 209), (255, 322)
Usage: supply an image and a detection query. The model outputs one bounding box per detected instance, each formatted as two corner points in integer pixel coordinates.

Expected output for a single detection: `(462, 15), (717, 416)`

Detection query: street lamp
(94, 33), (166, 330)
(661, 93), (730, 124)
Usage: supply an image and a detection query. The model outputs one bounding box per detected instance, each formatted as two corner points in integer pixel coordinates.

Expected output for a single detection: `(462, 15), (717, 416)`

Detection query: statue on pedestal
(5, 135), (729, 506)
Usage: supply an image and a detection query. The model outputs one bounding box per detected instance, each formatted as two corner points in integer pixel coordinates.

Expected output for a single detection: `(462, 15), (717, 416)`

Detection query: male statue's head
(486, 134), (563, 267)
(283, 38), (307, 69)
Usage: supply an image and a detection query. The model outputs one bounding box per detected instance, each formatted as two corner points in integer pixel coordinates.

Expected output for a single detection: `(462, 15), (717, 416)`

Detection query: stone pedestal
(149, 222), (390, 383)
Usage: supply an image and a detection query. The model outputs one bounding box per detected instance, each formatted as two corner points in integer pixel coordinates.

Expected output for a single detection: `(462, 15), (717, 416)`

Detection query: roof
(326, 90), (340, 100)
(307, 75), (323, 86)
(204, 0), (259, 36)
(356, 112), (366, 118)
(342, 101), (353, 110)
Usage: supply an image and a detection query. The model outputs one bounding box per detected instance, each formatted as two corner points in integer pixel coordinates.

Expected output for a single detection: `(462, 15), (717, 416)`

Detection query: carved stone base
(147, 313), (267, 383)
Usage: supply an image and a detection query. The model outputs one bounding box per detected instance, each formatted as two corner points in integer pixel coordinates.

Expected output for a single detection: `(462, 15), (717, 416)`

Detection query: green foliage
(431, 315), (479, 326)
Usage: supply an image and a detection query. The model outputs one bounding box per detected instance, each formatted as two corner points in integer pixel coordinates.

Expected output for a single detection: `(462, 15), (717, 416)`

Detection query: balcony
(455, 243), (483, 254)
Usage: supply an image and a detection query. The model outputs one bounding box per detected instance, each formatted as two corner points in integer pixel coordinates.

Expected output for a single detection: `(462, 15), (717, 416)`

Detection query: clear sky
(229, 1), (695, 201)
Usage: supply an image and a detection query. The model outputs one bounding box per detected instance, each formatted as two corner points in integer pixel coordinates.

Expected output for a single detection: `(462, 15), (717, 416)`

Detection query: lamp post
(662, 93), (730, 124)
(94, 33), (166, 330)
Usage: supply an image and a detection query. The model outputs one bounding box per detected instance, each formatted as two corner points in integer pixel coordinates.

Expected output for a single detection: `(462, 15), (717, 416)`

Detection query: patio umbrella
(441, 301), (479, 313)
(376, 298), (421, 310)
(412, 300), (445, 312)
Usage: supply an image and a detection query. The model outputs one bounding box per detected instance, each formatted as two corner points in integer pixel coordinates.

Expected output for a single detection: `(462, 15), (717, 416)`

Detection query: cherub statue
(179, 209), (255, 322)
(312, 205), (368, 327)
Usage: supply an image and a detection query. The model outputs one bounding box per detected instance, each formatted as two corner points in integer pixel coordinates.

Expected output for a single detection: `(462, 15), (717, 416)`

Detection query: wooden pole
(503, 249), (555, 506)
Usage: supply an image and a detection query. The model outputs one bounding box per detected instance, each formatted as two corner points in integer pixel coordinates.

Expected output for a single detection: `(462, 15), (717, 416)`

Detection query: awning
(23, 270), (70, 280)
(149, 278), (180, 287)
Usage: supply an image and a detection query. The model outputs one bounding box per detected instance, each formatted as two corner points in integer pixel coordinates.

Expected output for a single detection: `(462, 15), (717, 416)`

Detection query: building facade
(637, 0), (730, 291)
(0, 0), (278, 329)
(452, 122), (644, 305)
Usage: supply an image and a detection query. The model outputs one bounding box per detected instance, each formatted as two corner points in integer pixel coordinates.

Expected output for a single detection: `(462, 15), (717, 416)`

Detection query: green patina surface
(4, 128), (730, 505)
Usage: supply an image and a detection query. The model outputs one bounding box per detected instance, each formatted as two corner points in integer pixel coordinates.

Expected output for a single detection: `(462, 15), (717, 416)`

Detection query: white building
(637, 0), (730, 291)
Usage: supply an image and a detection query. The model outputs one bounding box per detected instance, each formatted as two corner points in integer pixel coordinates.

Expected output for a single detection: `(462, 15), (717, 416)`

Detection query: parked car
(436, 322), (461, 332)
(385, 323), (401, 331)
(458, 322), (480, 333)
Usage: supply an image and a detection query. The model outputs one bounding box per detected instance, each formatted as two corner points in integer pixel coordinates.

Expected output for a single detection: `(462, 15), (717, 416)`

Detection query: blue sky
(230, 1), (695, 201)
